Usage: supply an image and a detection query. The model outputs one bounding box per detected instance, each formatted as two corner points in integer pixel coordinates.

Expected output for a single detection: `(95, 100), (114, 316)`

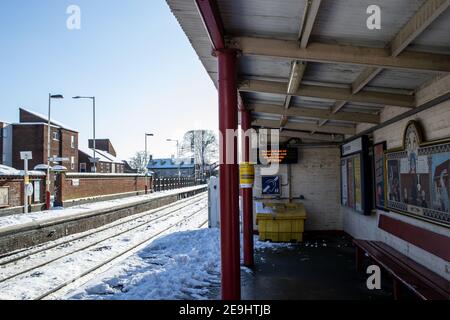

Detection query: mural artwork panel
(385, 121), (450, 227)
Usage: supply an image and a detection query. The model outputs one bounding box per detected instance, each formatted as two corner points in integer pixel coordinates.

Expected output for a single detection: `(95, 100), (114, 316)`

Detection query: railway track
(0, 193), (208, 300)
(0, 192), (206, 265)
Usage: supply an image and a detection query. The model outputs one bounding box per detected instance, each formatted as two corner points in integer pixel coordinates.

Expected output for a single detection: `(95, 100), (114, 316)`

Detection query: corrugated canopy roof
(166, 0), (450, 141)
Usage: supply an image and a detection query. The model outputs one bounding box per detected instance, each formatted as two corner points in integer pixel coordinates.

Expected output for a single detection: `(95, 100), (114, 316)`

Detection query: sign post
(20, 151), (33, 214)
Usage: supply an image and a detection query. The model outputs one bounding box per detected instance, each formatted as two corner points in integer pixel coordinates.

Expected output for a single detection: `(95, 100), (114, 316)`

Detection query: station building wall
(253, 146), (342, 231)
(342, 99), (450, 281)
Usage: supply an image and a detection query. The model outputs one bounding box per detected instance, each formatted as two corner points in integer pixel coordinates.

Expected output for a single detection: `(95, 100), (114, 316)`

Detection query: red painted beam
(195, 0), (225, 50)
(241, 108), (254, 267)
(218, 49), (240, 300)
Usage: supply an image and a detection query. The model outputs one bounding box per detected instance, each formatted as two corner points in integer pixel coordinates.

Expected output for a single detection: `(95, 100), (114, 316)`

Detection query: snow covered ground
(0, 190), (294, 300)
(0, 185), (206, 231)
(0, 195), (208, 300)
(66, 230), (293, 300)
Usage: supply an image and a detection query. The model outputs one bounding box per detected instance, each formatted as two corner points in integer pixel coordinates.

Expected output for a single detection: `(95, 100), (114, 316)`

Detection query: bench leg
(355, 247), (364, 272)
(392, 278), (401, 300)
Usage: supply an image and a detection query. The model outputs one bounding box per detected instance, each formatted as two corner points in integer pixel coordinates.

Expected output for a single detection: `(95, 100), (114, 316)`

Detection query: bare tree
(129, 151), (148, 174)
(180, 130), (218, 180)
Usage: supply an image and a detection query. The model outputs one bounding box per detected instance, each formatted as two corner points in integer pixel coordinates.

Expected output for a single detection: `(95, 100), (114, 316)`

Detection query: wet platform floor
(211, 234), (417, 300)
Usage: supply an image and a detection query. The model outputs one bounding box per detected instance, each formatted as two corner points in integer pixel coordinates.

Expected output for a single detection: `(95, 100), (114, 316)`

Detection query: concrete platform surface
(212, 234), (418, 300)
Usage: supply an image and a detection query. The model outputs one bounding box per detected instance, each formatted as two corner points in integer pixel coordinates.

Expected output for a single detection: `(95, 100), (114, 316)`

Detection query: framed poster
(341, 160), (348, 206)
(0, 187), (9, 207)
(347, 157), (355, 209)
(341, 136), (373, 215)
(385, 121), (450, 227)
(261, 176), (281, 195)
(33, 181), (40, 203)
(373, 142), (387, 210)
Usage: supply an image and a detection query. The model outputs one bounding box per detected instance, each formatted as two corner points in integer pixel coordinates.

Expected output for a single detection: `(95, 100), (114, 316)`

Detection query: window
(71, 136), (75, 149)
(71, 156), (75, 170)
(80, 163), (87, 173)
(52, 131), (60, 141)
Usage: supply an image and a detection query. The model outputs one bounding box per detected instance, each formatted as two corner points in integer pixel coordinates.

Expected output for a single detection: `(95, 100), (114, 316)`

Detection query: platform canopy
(166, 0), (450, 143)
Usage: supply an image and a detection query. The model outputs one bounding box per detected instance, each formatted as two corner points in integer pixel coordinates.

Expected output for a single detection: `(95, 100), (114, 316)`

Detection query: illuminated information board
(258, 147), (298, 164)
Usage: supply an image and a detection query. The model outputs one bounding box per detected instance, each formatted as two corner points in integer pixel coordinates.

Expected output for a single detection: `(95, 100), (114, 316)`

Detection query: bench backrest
(378, 215), (450, 262)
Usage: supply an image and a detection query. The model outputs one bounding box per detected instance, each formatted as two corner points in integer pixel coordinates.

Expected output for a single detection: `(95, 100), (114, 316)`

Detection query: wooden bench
(353, 215), (450, 300)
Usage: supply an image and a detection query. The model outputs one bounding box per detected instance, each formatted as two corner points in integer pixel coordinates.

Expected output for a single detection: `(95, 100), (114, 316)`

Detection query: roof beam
(415, 74), (450, 107)
(280, 61), (306, 127)
(391, 0), (450, 57)
(239, 80), (415, 108)
(195, 0), (225, 50)
(279, 130), (343, 143)
(229, 37), (450, 73)
(252, 119), (356, 135)
(287, 61), (306, 95)
(351, 0), (450, 95)
(352, 67), (383, 95)
(281, 0), (321, 128)
(299, 0), (322, 49)
(322, 0), (450, 127)
(250, 103), (380, 124)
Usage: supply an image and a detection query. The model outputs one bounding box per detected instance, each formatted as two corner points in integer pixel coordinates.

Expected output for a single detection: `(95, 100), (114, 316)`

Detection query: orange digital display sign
(258, 147), (298, 164)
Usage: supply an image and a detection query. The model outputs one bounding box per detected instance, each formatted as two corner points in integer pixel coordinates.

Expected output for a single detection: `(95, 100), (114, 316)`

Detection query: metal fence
(152, 177), (196, 192)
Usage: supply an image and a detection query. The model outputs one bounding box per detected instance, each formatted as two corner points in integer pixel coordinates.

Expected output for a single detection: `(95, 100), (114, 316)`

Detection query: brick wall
(12, 124), (78, 172)
(0, 176), (45, 208)
(254, 146), (342, 231)
(61, 173), (152, 201)
(61, 130), (78, 172)
(342, 99), (450, 280)
(12, 125), (45, 169)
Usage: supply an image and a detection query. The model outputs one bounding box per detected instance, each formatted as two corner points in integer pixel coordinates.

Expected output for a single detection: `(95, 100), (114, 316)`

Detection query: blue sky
(0, 0), (218, 160)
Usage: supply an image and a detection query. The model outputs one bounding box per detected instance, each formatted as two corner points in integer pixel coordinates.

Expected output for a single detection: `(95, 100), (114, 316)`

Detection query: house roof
(20, 108), (78, 132)
(147, 158), (195, 169)
(79, 148), (125, 164)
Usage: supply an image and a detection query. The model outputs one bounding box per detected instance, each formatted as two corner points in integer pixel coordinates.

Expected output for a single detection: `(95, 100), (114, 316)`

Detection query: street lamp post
(167, 139), (180, 186)
(73, 96), (96, 172)
(46, 94), (64, 210)
(144, 133), (154, 194)
(145, 133), (154, 169)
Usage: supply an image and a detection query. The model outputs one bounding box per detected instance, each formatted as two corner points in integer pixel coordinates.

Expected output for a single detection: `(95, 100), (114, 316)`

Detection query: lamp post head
(50, 94), (64, 99)
(73, 96), (94, 100)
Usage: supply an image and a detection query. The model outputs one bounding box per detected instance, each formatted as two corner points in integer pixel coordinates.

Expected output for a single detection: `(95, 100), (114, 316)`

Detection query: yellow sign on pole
(240, 162), (255, 188)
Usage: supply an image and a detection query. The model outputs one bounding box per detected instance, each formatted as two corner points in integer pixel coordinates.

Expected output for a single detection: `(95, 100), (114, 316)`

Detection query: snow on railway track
(0, 193), (208, 300)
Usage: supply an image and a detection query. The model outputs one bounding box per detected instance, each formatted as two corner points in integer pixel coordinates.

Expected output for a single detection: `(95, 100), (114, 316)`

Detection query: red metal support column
(217, 48), (241, 300)
(241, 109), (254, 267)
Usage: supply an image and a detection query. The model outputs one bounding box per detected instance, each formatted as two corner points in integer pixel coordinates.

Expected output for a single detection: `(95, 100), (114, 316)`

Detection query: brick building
(0, 121), (13, 166)
(147, 157), (195, 178)
(79, 139), (125, 173)
(10, 108), (79, 172)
